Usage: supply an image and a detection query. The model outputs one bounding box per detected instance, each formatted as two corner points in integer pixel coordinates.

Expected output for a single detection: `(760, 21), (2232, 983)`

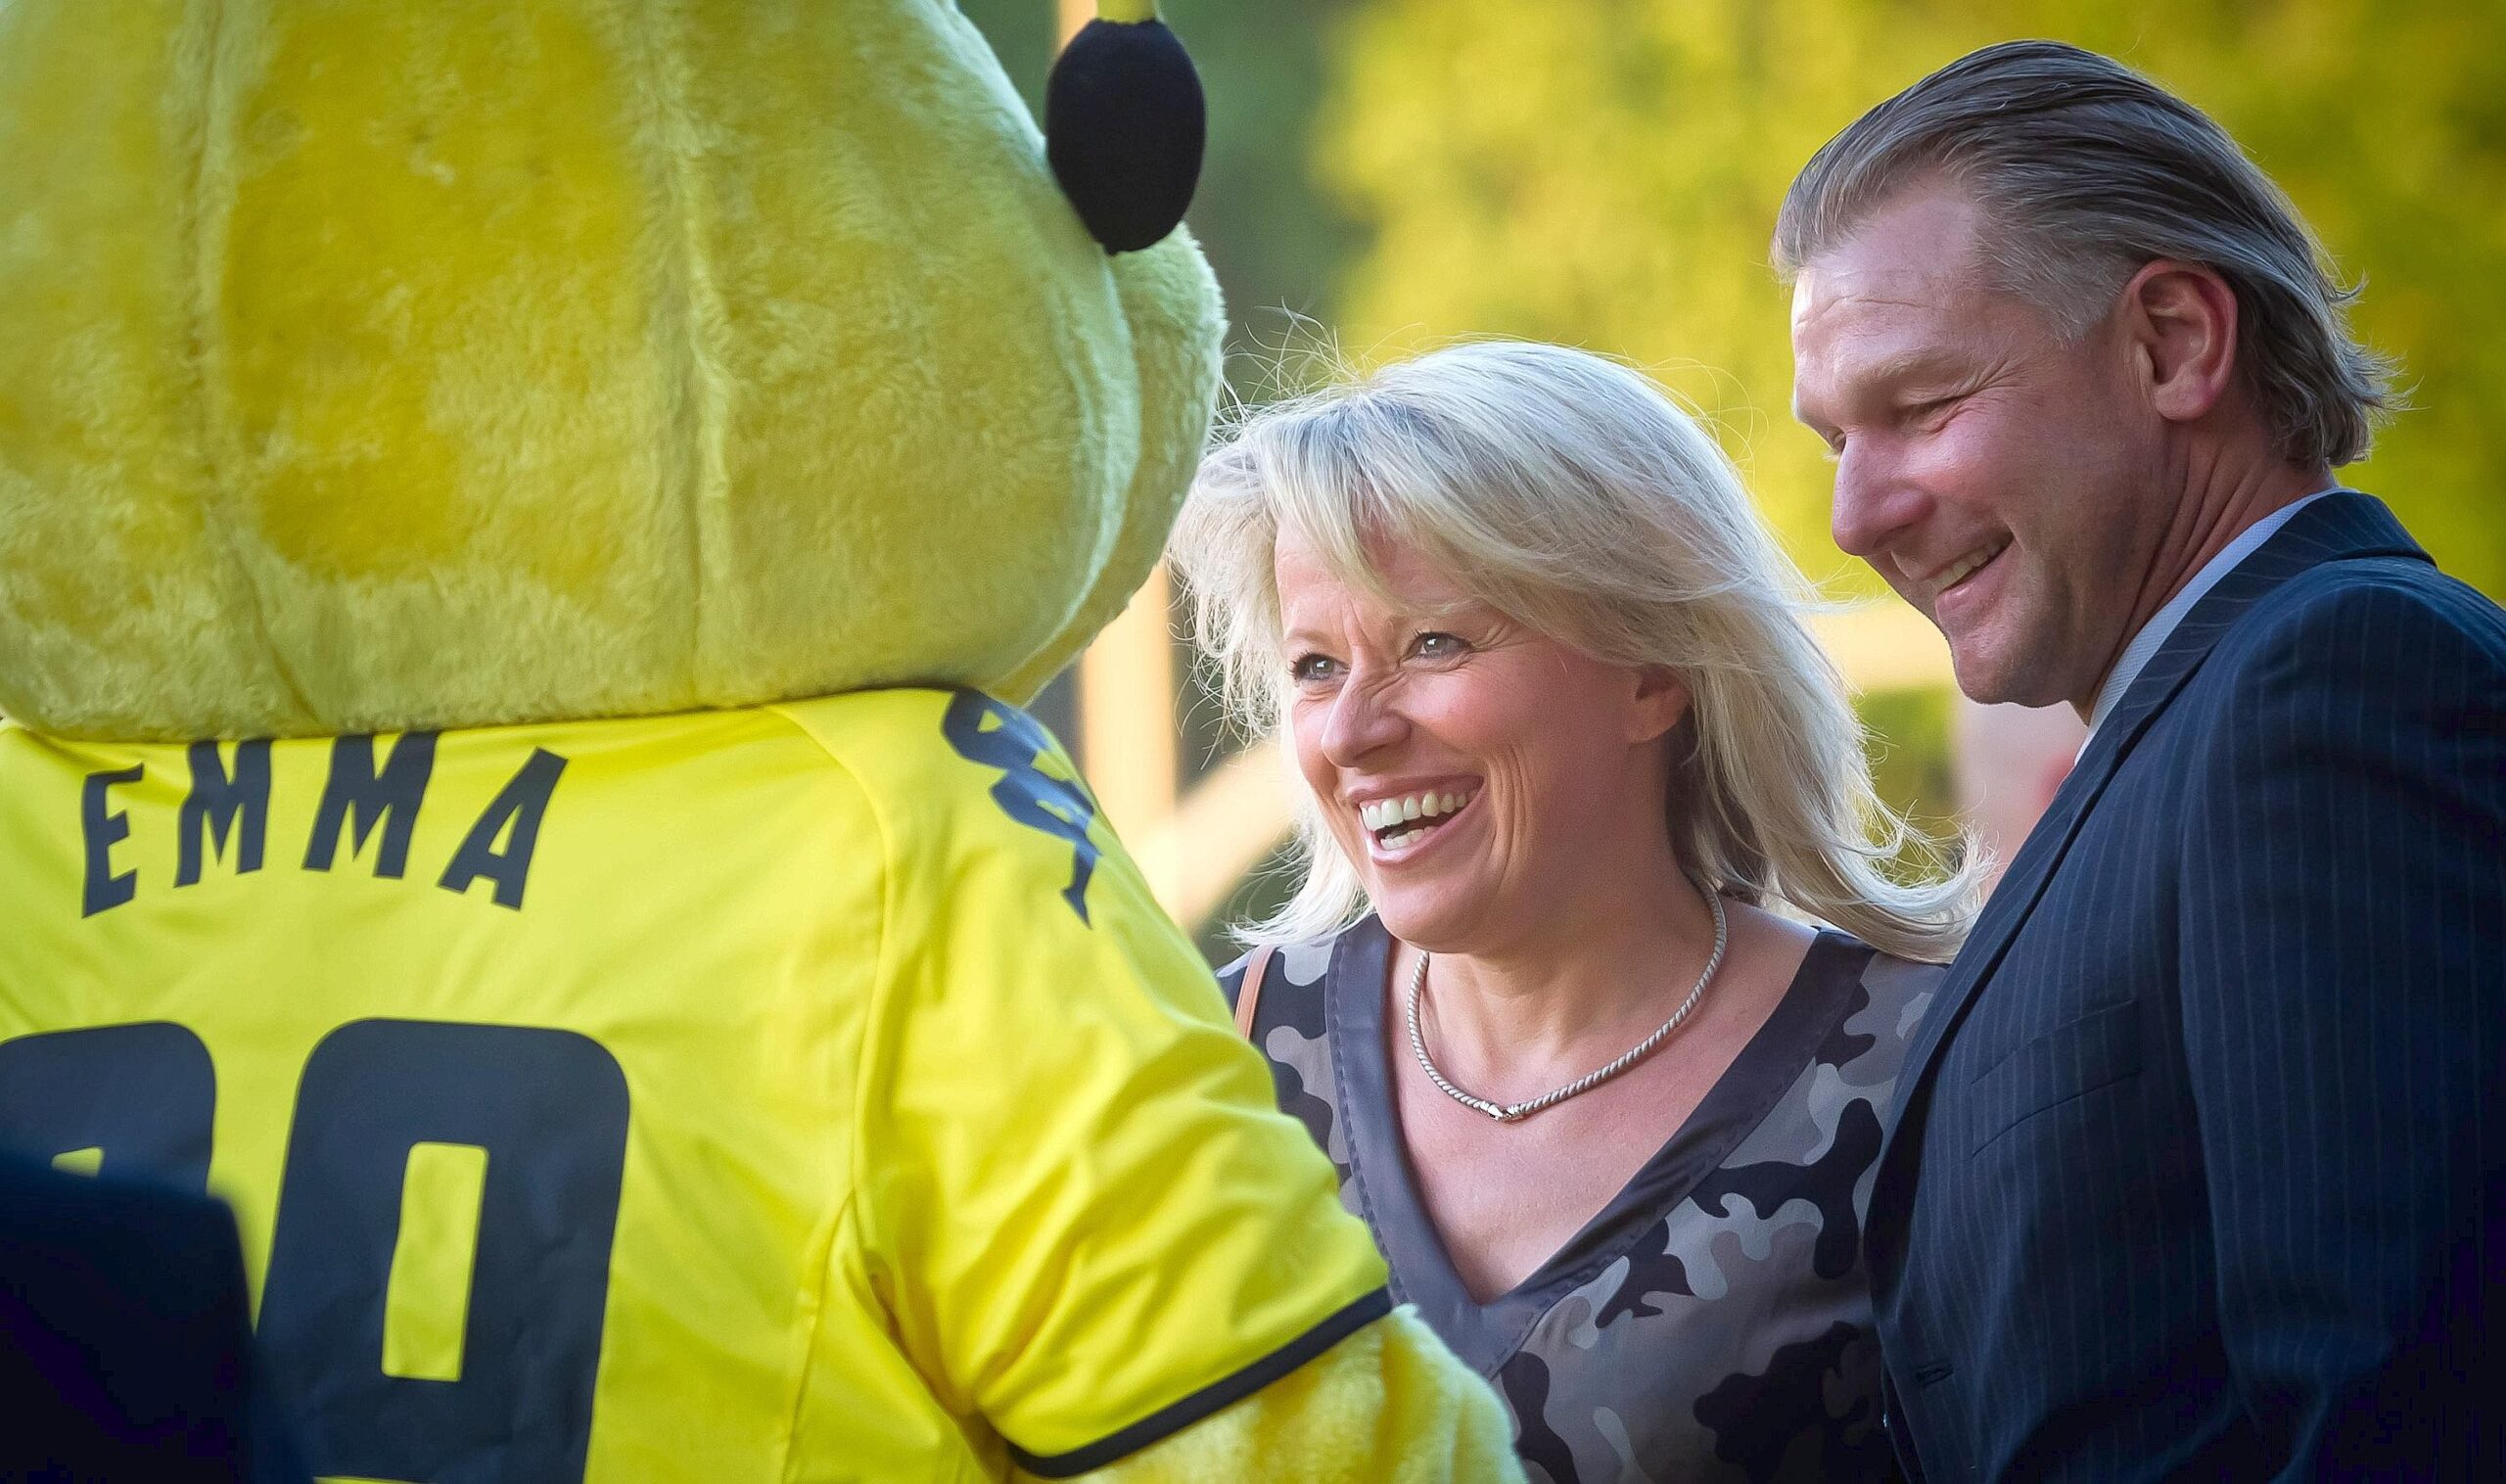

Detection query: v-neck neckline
(1323, 914), (1875, 1373)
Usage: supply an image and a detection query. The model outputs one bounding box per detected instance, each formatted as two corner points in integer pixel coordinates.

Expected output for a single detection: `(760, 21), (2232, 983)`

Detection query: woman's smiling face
(1274, 524), (1689, 954)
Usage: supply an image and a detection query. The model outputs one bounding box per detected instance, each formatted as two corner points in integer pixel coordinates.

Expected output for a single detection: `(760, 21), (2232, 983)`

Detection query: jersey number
(0, 1019), (629, 1483)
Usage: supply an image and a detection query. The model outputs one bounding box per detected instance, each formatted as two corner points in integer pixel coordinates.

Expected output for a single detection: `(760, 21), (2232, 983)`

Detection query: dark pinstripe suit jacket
(1869, 492), (2504, 1481)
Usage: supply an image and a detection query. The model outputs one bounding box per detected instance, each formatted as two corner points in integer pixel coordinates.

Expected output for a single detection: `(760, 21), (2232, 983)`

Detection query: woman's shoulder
(1852, 938), (1952, 1009)
(1809, 930), (1949, 1069)
(1214, 921), (1367, 1015)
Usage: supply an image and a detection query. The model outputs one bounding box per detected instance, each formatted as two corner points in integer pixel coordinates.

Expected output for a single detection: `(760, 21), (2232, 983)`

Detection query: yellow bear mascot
(0, 3), (1521, 1480)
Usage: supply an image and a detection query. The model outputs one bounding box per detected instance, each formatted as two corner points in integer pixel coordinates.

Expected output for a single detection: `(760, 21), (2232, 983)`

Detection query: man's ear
(1630, 666), (1692, 745)
(2124, 259), (2241, 425)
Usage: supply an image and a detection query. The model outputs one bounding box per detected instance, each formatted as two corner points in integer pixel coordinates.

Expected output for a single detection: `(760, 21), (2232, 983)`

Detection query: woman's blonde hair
(1170, 339), (1977, 963)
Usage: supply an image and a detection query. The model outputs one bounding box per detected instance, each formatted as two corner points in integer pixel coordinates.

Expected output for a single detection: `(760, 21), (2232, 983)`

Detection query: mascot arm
(1036, 1305), (1524, 1484)
(848, 692), (1517, 1480)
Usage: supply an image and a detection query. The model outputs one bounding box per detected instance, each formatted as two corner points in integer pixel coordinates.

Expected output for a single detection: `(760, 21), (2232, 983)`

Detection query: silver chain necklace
(1405, 892), (1728, 1124)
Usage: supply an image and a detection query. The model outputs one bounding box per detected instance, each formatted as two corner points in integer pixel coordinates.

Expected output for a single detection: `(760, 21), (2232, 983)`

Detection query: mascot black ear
(1045, 2), (1206, 254)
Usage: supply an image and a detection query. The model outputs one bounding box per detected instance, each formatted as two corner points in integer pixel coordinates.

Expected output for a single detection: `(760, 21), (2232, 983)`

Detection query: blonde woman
(1172, 341), (1975, 1484)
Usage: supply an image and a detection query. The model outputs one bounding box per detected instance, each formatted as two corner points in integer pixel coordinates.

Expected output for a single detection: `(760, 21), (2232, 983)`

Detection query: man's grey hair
(1774, 40), (2395, 469)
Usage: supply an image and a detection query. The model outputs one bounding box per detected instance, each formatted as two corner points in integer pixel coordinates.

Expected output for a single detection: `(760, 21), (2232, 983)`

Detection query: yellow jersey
(0, 688), (1390, 1482)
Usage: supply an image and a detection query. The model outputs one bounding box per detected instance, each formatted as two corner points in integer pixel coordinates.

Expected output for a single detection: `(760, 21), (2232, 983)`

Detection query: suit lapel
(1881, 492), (2427, 1146)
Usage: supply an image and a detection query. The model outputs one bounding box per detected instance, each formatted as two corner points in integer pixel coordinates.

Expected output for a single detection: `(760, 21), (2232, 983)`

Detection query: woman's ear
(1630, 666), (1692, 744)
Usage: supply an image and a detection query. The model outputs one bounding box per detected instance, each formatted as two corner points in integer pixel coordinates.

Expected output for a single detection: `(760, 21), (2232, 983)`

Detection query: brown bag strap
(1232, 945), (1279, 1040)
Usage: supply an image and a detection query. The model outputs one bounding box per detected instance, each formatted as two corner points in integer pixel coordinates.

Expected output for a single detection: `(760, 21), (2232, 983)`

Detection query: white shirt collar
(2084, 487), (2339, 738)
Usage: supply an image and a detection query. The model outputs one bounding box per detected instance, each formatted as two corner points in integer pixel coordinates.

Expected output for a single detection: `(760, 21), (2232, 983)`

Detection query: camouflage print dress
(1219, 916), (1940, 1484)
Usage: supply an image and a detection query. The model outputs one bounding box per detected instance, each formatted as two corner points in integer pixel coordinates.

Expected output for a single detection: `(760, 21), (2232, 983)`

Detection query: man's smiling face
(1790, 181), (2170, 711)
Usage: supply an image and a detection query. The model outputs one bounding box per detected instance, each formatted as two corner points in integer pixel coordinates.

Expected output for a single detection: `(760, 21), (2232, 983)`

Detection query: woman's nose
(1319, 674), (1406, 768)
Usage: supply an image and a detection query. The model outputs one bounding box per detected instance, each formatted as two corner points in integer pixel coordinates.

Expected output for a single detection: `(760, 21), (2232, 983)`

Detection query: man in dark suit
(1778, 40), (2503, 1482)
(1, 1152), (304, 1481)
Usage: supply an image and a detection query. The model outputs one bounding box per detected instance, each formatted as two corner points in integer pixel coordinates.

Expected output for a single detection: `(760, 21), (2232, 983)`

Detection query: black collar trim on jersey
(1002, 1286), (1393, 1477)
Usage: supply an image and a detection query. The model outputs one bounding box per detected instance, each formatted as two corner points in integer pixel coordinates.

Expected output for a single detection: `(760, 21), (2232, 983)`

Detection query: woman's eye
(1411, 631), (1468, 661)
(1288, 653), (1341, 684)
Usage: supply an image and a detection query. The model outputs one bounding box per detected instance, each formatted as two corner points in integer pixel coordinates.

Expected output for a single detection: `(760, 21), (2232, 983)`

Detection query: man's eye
(1289, 653), (1341, 684)
(1412, 631), (1469, 661)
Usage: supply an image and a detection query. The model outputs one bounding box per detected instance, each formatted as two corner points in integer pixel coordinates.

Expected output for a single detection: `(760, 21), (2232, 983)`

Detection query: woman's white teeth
(1360, 790), (1473, 836)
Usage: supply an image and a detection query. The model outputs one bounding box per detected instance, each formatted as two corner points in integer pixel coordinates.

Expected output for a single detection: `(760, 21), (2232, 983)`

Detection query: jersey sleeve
(852, 692), (1393, 1475)
(1067, 1305), (1527, 1484)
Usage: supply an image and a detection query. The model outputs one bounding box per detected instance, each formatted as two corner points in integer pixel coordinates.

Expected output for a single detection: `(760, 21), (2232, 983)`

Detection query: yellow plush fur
(0, 0), (1221, 740)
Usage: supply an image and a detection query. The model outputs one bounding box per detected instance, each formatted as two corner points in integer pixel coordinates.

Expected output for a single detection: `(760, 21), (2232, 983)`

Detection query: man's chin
(1939, 622), (1996, 699)
(1946, 637), (2067, 709)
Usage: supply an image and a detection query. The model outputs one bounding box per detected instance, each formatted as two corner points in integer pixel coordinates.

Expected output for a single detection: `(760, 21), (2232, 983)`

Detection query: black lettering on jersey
(176, 739), (272, 886)
(0, 1023), (216, 1193)
(260, 1020), (626, 1483)
(305, 732), (438, 879)
(437, 749), (568, 910)
(70, 740), (574, 918)
(80, 765), (146, 916)
(0, 1019), (626, 1484)
(941, 689), (1101, 924)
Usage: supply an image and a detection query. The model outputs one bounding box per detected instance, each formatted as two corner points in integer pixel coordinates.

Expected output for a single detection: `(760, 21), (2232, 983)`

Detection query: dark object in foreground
(0, 1153), (304, 1482)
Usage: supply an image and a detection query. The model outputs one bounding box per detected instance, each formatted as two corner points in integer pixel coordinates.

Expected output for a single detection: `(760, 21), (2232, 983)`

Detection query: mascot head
(0, 0), (1222, 741)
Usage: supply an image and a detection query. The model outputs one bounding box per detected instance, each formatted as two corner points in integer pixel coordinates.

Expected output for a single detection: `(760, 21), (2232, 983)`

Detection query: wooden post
(1078, 567), (1181, 856)
(1058, 0), (1182, 881)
